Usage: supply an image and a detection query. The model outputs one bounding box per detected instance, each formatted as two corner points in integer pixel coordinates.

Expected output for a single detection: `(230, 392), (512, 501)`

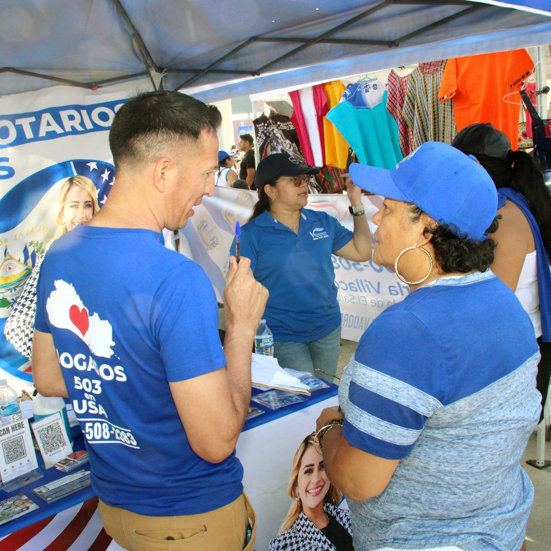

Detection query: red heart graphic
(69, 305), (89, 337)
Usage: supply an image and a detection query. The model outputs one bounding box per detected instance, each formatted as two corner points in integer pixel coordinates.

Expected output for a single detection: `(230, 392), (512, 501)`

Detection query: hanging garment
(439, 50), (534, 151)
(341, 77), (387, 109)
(253, 113), (325, 193)
(387, 69), (414, 157)
(299, 87), (325, 166)
(254, 113), (302, 160)
(326, 91), (402, 169)
(402, 60), (456, 150)
(518, 121), (533, 151)
(322, 81), (350, 169)
(289, 90), (315, 166)
(313, 84), (329, 166)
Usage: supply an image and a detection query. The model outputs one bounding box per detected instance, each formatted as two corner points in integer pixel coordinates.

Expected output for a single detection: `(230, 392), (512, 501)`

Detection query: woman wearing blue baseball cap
(215, 150), (237, 188)
(315, 142), (540, 551)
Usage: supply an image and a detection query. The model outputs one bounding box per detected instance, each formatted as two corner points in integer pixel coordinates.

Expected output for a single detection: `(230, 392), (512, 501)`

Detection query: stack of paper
(251, 354), (311, 395)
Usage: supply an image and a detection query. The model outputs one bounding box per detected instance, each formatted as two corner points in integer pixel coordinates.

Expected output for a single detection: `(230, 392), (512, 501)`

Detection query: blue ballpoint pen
(235, 221), (241, 263)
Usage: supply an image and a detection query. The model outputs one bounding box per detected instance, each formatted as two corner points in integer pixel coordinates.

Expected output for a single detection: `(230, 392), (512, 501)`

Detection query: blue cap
(349, 142), (497, 241)
(218, 150), (235, 162)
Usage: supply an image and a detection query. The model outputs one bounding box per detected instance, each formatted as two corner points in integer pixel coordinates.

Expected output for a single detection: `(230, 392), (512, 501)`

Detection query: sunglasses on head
(277, 175), (307, 187)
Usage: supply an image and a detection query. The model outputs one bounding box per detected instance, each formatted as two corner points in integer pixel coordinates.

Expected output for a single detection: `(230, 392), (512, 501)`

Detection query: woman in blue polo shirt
(233, 153), (372, 380)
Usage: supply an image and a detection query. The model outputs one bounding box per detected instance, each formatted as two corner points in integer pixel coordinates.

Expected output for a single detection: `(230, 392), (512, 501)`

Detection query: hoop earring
(394, 244), (433, 285)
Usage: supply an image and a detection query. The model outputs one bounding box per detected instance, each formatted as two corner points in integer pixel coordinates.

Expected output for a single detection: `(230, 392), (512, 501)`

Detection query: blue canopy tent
(1, 1), (550, 100)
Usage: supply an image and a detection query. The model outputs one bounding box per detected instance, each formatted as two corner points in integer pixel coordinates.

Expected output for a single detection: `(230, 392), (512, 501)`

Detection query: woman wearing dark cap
(231, 153), (371, 380)
(315, 142), (539, 550)
(453, 123), (551, 419)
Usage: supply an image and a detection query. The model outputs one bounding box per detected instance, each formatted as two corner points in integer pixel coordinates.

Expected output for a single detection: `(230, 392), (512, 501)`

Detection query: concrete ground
(337, 339), (551, 551)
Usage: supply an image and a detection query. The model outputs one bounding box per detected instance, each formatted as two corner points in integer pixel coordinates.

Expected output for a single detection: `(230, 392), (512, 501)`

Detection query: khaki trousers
(98, 493), (256, 551)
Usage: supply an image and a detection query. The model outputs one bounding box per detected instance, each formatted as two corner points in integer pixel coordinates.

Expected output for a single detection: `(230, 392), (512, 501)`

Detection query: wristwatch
(348, 205), (365, 217)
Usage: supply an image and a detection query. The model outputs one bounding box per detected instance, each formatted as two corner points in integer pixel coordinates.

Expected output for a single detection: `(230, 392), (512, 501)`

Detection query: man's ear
(417, 214), (439, 247)
(153, 158), (172, 193)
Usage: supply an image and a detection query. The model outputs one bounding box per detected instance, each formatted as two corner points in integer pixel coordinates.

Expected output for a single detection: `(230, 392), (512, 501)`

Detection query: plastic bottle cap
(260, 319), (266, 323)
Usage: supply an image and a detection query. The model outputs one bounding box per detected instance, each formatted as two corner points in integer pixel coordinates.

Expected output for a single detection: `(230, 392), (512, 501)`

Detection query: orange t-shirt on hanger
(439, 50), (534, 150)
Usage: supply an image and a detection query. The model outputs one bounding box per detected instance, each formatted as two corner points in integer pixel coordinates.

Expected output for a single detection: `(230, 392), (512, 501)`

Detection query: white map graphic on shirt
(46, 280), (115, 358)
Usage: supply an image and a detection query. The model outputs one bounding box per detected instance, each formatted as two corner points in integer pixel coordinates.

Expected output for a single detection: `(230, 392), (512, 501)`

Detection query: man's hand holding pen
(224, 256), (268, 332)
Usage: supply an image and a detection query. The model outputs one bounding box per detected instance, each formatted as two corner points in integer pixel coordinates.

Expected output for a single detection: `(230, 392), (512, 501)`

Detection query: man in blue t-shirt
(33, 91), (268, 551)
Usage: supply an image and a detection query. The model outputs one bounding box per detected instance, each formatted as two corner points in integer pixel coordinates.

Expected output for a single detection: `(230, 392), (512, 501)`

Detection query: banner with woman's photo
(0, 82), (153, 390)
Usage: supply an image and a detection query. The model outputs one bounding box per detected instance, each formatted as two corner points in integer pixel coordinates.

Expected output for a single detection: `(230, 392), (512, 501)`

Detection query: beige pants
(98, 493), (256, 551)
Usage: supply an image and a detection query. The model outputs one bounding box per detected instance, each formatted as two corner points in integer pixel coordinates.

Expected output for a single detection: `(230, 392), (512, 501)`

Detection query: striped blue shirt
(339, 271), (541, 550)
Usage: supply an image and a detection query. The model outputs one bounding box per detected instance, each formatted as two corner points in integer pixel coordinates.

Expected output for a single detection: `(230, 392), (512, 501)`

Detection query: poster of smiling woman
(0, 81), (152, 391)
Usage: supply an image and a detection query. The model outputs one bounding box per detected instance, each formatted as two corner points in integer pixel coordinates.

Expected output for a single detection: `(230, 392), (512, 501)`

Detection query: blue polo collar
(254, 209), (308, 229)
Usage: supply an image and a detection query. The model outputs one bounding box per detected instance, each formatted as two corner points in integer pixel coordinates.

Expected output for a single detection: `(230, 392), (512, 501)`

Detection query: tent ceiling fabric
(1, 0), (550, 100)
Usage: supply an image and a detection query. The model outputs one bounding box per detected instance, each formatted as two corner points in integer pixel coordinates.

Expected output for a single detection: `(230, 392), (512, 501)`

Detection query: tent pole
(90, 72), (148, 86)
(253, 37), (391, 47)
(393, 5), (483, 46)
(0, 68), (92, 89)
(167, 69), (253, 76)
(254, 0), (393, 74)
(173, 38), (258, 91)
(535, 46), (548, 118)
(111, 0), (163, 90)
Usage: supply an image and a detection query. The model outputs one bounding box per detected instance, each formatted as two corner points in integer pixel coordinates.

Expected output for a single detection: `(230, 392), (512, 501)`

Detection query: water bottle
(255, 319), (274, 356)
(33, 393), (73, 445)
(0, 380), (22, 425)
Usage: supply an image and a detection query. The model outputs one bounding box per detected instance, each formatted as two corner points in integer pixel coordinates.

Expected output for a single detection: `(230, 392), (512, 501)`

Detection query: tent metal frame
(0, 0), (502, 93)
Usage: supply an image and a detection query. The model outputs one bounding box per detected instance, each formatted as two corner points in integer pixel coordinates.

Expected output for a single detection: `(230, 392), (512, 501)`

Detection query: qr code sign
(37, 424), (67, 455)
(2, 436), (26, 464)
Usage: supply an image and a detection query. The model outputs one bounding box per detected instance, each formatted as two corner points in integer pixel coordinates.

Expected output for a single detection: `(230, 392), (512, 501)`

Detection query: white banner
(0, 81), (153, 391)
(165, 187), (408, 342)
(1, 83), (407, 392)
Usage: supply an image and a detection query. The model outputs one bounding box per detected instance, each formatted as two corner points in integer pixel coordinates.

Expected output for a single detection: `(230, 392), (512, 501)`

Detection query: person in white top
(454, 123), (551, 425)
(215, 150), (238, 187)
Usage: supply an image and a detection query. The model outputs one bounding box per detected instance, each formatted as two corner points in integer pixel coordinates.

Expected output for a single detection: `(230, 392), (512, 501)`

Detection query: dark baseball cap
(255, 153), (319, 188)
(452, 123), (511, 161)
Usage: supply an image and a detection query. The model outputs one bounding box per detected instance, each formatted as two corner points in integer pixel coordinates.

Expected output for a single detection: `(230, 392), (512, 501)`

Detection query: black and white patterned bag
(4, 254), (45, 360)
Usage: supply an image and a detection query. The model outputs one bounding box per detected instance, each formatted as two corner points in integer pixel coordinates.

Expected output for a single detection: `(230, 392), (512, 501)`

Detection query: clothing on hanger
(387, 69), (414, 157)
(323, 81), (351, 169)
(253, 112), (325, 194)
(327, 91), (402, 170)
(298, 86), (325, 167)
(402, 60), (456, 150)
(288, 90), (315, 166)
(313, 84), (329, 166)
(341, 78), (388, 110)
(439, 50), (534, 151)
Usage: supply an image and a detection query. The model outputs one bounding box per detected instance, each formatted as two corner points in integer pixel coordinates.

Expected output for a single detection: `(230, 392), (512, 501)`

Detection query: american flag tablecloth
(0, 498), (124, 551)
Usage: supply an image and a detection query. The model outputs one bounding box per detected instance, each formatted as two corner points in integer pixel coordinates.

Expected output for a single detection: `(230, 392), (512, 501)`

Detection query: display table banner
(0, 386), (338, 550)
(164, 187), (408, 342)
